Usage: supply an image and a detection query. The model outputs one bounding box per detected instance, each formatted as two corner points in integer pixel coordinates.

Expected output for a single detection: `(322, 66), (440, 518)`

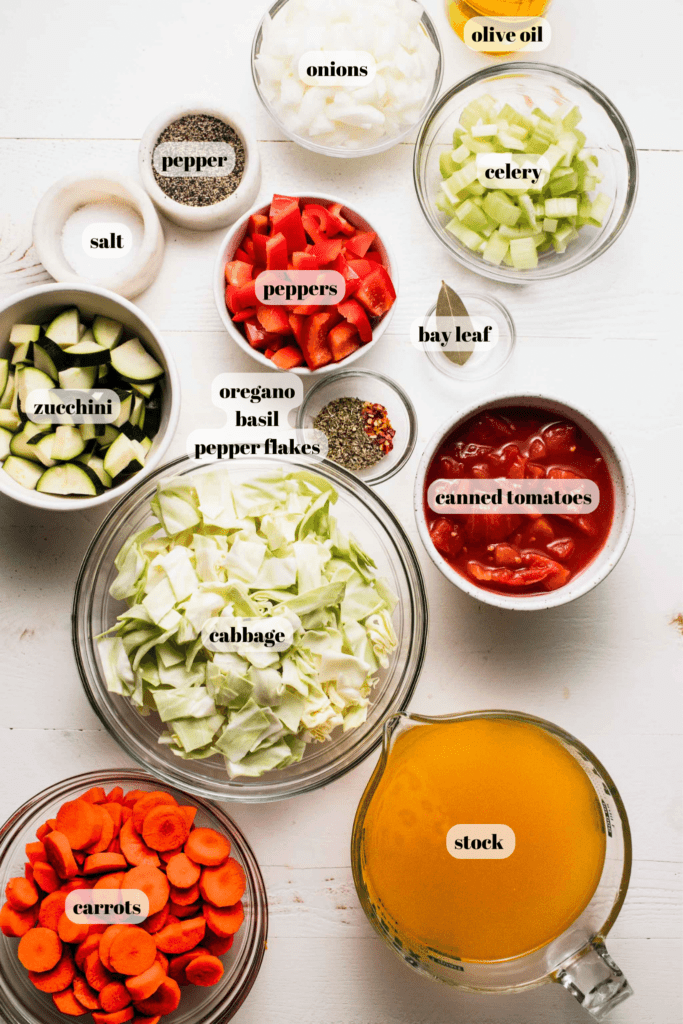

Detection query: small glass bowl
(251, 0), (444, 159)
(297, 370), (417, 484)
(422, 292), (516, 381)
(414, 63), (638, 283)
(73, 456), (428, 803)
(0, 769), (267, 1024)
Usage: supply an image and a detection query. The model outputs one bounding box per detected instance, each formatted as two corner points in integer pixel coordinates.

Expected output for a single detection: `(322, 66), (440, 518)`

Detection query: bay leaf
(436, 280), (473, 366)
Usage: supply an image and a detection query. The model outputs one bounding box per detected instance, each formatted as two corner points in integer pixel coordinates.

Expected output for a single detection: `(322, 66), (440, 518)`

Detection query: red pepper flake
(362, 402), (395, 456)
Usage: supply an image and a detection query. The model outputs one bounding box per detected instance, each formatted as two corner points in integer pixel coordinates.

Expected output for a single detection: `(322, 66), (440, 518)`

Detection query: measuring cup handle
(555, 939), (633, 1019)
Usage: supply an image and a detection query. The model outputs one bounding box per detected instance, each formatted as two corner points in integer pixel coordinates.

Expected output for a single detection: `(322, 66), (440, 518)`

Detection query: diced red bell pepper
(300, 311), (340, 369)
(248, 213), (269, 235)
(266, 232), (288, 271)
(365, 251), (383, 263)
(234, 248), (253, 265)
(272, 345), (305, 369)
(292, 304), (322, 316)
(288, 314), (307, 347)
(326, 203), (355, 237)
(264, 348), (275, 359)
(345, 231), (376, 258)
(346, 258), (375, 278)
(337, 299), (373, 344)
(331, 254), (361, 299)
(225, 260), (253, 287)
(231, 280), (258, 312)
(302, 204), (334, 242)
(355, 265), (396, 318)
(270, 197), (307, 253)
(291, 251), (319, 271)
(225, 285), (238, 314)
(242, 237), (255, 260)
(244, 319), (282, 351)
(233, 308), (257, 322)
(256, 305), (293, 335)
(309, 238), (343, 265)
(328, 322), (360, 362)
(252, 233), (269, 267)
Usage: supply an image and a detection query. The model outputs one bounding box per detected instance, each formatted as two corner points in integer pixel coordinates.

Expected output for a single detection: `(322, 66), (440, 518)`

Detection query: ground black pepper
(153, 114), (246, 207)
(314, 397), (395, 472)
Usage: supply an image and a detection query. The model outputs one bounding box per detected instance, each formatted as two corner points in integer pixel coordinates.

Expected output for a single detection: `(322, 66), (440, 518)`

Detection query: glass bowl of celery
(73, 455), (428, 803)
(414, 63), (638, 283)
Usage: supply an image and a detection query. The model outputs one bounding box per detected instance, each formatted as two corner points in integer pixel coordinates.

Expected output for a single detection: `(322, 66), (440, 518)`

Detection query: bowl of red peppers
(214, 193), (398, 373)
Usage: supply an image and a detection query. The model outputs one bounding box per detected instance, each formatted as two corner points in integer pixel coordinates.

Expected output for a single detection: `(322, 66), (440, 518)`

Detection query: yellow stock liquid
(360, 718), (606, 963)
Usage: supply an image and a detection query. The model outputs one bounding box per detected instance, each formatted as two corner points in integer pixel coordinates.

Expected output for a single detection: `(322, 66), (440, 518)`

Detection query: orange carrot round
(56, 800), (101, 850)
(184, 828), (230, 867)
(169, 880), (200, 905)
(75, 933), (102, 971)
(185, 953), (224, 987)
(141, 807), (189, 853)
(5, 876), (39, 911)
(85, 950), (115, 992)
(167, 948), (207, 987)
(52, 987), (89, 1016)
(94, 871), (126, 891)
(61, 878), (89, 894)
(109, 926), (157, 976)
(86, 806), (116, 854)
(203, 901), (244, 937)
(99, 981), (132, 1012)
(38, 890), (68, 931)
(121, 866), (169, 917)
(57, 911), (90, 945)
(119, 819), (160, 869)
(18, 926), (62, 971)
(141, 903), (170, 935)
(199, 858), (246, 908)
(82, 787), (107, 805)
(29, 951), (76, 993)
(166, 853), (200, 890)
(131, 793), (177, 833)
(25, 841), (47, 865)
(154, 917), (206, 955)
(124, 960), (166, 1001)
(44, 831), (79, 880)
(202, 930), (234, 957)
(83, 852), (128, 875)
(92, 1009), (134, 1024)
(0, 900), (38, 936)
(103, 803), (124, 837)
(32, 860), (61, 893)
(73, 974), (101, 1010)
(99, 925), (128, 971)
(132, 977), (181, 1016)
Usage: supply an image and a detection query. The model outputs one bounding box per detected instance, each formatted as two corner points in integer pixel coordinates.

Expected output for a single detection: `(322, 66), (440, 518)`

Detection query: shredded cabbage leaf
(99, 467), (399, 779)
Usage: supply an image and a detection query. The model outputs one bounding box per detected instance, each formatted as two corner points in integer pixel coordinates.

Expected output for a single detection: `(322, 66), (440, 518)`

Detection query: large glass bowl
(414, 63), (638, 283)
(251, 0), (444, 158)
(73, 456), (428, 802)
(0, 769), (267, 1024)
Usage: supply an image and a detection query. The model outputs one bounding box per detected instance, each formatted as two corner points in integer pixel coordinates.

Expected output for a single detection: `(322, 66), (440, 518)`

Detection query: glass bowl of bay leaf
(422, 284), (516, 381)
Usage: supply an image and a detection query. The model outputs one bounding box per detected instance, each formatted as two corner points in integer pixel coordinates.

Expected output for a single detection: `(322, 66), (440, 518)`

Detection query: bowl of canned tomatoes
(414, 393), (635, 611)
(214, 192), (398, 374)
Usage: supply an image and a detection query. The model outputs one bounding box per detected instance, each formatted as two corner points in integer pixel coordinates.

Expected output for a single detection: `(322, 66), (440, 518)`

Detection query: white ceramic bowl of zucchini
(0, 283), (180, 511)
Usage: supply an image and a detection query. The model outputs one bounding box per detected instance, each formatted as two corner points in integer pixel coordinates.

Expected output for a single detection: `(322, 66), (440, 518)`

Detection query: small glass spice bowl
(422, 292), (516, 382)
(297, 369), (417, 485)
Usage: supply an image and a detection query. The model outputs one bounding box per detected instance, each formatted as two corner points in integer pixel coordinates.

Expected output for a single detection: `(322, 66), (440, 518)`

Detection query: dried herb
(436, 280), (473, 366)
(314, 397), (394, 472)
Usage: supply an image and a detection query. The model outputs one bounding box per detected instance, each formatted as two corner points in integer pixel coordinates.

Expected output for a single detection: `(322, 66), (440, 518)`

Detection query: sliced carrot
(109, 927), (157, 976)
(121, 808), (133, 824)
(107, 838), (122, 855)
(131, 793), (177, 834)
(167, 948), (207, 987)
(90, 923), (109, 934)
(6, 875), (39, 910)
(99, 981), (132, 1012)
(122, 790), (147, 809)
(199, 858), (246, 908)
(170, 901), (201, 920)
(53, 987), (89, 1016)
(58, 912), (90, 944)
(24, 863), (35, 883)
(94, 871), (126, 891)
(99, 925), (128, 971)
(0, 901), (37, 936)
(104, 803), (124, 837)
(164, 915), (180, 927)
(26, 841), (47, 865)
(166, 854), (200, 890)
(33, 860), (61, 893)
(85, 950), (115, 992)
(203, 901), (244, 937)
(125, 960), (166, 1001)
(131, 1017), (161, 1024)
(73, 975), (101, 1010)
(73, 852), (87, 867)
(141, 807), (189, 853)
(122, 866), (169, 916)
(154, 917), (206, 954)
(185, 953), (224, 987)
(36, 822), (52, 841)
(119, 819), (160, 868)
(184, 827), (230, 867)
(44, 831), (79, 879)
(92, 1010), (134, 1024)
(86, 806), (115, 854)
(61, 878), (89, 894)
(141, 903), (170, 935)
(38, 890), (68, 931)
(75, 933), (102, 970)
(83, 853), (128, 875)
(133, 977), (181, 1016)
(47, 818), (59, 830)
(56, 800), (101, 850)
(155, 950), (169, 973)
(18, 926), (62, 971)
(29, 950), (76, 992)
(82, 787), (107, 805)
(169, 880), (200, 905)
(158, 848), (182, 864)
(202, 930), (234, 957)
(107, 786), (124, 803)
(177, 806), (197, 830)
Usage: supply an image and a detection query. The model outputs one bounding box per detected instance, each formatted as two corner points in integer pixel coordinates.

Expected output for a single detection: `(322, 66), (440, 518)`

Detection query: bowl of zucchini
(0, 283), (179, 510)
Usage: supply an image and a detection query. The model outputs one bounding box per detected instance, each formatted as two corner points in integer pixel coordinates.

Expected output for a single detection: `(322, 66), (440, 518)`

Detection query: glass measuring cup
(351, 710), (632, 1019)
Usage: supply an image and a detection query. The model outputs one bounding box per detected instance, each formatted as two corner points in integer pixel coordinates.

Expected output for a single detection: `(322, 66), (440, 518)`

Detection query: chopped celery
(549, 170), (579, 197)
(456, 199), (489, 233)
(445, 218), (483, 251)
(440, 151), (457, 179)
(562, 105), (583, 131)
(588, 193), (611, 226)
(510, 237), (538, 270)
(471, 123), (498, 138)
(542, 218), (559, 233)
(483, 190), (521, 228)
(545, 197), (579, 218)
(452, 142), (470, 164)
(482, 231), (509, 266)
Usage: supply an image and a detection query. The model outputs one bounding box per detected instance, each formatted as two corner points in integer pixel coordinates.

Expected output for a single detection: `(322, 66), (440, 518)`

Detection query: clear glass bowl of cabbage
(73, 456), (428, 802)
(414, 63), (638, 282)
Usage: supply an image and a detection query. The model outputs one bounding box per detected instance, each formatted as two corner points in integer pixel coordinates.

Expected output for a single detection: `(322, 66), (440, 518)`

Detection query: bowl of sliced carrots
(0, 770), (267, 1024)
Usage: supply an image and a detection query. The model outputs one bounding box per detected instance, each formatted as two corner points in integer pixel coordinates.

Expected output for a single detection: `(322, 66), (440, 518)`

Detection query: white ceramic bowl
(213, 192), (399, 375)
(414, 393), (635, 611)
(139, 101), (261, 231)
(0, 283), (180, 512)
(32, 173), (165, 300)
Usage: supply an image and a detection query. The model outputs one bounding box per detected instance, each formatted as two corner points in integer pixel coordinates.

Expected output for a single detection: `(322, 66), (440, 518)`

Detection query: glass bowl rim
(413, 61), (639, 284)
(296, 368), (418, 484)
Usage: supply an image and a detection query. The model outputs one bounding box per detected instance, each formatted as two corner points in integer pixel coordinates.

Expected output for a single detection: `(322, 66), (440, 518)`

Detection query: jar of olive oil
(446, 0), (551, 51)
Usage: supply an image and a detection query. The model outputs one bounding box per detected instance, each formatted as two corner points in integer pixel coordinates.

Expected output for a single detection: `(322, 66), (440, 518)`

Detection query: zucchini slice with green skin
(3, 455), (44, 490)
(63, 340), (111, 367)
(103, 432), (146, 478)
(0, 359), (8, 400)
(17, 366), (55, 409)
(92, 316), (124, 349)
(32, 340), (66, 381)
(36, 463), (101, 496)
(9, 422), (46, 461)
(45, 308), (80, 348)
(51, 424), (86, 462)
(9, 324), (40, 346)
(11, 343), (32, 365)
(0, 373), (15, 411)
(33, 433), (57, 468)
(58, 365), (97, 390)
(96, 425), (120, 449)
(0, 409), (21, 431)
(113, 393), (133, 428)
(0, 426), (12, 461)
(81, 454), (112, 488)
(110, 338), (163, 383)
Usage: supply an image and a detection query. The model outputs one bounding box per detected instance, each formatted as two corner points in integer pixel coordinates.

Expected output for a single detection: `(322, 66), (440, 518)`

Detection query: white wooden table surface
(0, 1), (681, 1021)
